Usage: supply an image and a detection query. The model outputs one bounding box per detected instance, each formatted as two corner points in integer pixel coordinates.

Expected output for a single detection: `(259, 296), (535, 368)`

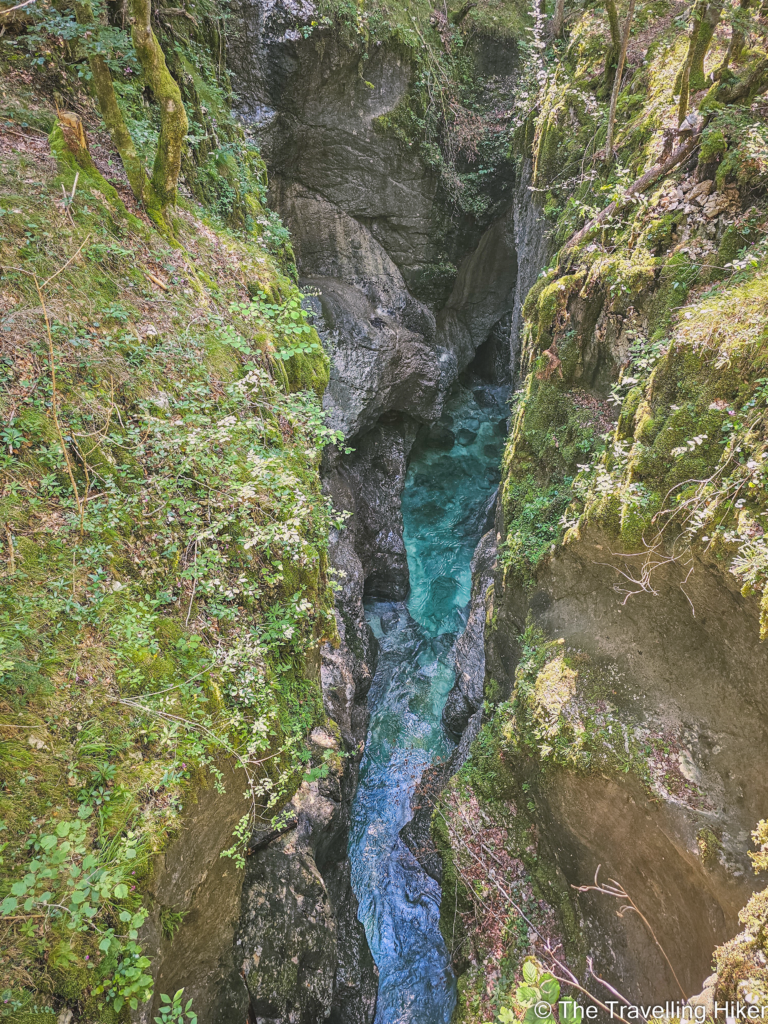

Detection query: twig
(4, 524), (14, 574)
(574, 865), (687, 999)
(146, 271), (169, 291)
(61, 184), (75, 227)
(185, 537), (198, 626)
(0, 126), (42, 141)
(41, 232), (90, 290)
(587, 957), (632, 1005)
(0, 0), (38, 14)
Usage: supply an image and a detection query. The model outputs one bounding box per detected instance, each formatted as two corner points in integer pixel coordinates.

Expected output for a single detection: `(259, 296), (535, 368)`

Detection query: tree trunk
(604, 0), (621, 47)
(74, 0), (151, 205)
(605, 0), (635, 164)
(689, 2), (723, 89)
(550, 0), (565, 39)
(676, 1), (722, 123)
(716, 0), (751, 77)
(129, 0), (188, 218)
(602, 0), (621, 91)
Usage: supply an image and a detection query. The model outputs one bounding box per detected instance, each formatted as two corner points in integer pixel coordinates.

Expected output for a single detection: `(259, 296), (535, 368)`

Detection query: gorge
(1, 0), (768, 1021)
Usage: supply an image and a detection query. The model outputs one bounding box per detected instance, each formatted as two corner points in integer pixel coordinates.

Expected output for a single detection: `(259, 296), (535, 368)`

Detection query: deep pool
(348, 380), (509, 1024)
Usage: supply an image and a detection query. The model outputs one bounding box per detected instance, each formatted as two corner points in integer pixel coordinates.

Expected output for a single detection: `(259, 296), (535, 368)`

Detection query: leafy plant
(230, 291), (322, 361)
(489, 960), (574, 1024)
(154, 989), (197, 1024)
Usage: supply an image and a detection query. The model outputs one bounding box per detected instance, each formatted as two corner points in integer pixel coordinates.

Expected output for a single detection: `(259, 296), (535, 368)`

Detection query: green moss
(699, 127), (727, 162)
(717, 223), (751, 270)
(697, 827), (723, 866)
(0, 64), (339, 1014)
(48, 124), (146, 237)
(645, 252), (698, 338)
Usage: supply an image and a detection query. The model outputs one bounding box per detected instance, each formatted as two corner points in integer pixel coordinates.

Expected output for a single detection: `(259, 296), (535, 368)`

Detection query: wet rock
(473, 387), (498, 408)
(455, 427), (477, 446)
(380, 608), (400, 633)
(328, 420), (419, 601)
(427, 422), (455, 450)
(442, 530), (497, 736)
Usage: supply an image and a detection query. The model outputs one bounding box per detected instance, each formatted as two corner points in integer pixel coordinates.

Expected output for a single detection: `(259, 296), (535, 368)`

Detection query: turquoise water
(348, 381), (509, 1024)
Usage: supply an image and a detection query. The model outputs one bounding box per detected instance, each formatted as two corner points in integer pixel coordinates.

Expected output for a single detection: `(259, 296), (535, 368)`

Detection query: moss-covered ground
(0, 19), (342, 1020)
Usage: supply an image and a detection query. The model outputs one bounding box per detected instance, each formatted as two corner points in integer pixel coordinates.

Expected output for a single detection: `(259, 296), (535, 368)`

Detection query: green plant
(230, 291), (322, 361)
(159, 906), (188, 941)
(154, 988), (197, 1024)
(488, 959), (573, 1024)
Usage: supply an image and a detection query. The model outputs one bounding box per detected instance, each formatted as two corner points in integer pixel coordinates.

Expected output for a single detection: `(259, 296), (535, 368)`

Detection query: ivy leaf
(10, 881), (28, 896)
(56, 821), (71, 837)
(1, 896), (18, 914)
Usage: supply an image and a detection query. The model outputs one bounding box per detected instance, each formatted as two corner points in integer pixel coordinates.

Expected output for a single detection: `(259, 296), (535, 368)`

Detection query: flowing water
(348, 380), (509, 1024)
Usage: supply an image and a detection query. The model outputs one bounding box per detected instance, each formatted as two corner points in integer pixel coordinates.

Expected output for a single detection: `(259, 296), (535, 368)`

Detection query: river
(348, 378), (509, 1024)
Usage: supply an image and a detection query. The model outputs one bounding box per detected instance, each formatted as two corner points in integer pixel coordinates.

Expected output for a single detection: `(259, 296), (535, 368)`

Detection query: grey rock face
(507, 157), (551, 373)
(307, 274), (446, 441)
(485, 525), (768, 1002)
(233, 739), (378, 1024)
(436, 208), (518, 374)
(229, 4), (441, 294)
(229, 0), (529, 439)
(442, 529), (497, 736)
(131, 765), (254, 1024)
(324, 419), (419, 603)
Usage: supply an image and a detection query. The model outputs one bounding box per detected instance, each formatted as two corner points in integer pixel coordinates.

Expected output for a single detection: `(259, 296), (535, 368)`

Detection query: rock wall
(132, 623), (378, 1024)
(228, 0), (529, 444)
(485, 526), (768, 1001)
